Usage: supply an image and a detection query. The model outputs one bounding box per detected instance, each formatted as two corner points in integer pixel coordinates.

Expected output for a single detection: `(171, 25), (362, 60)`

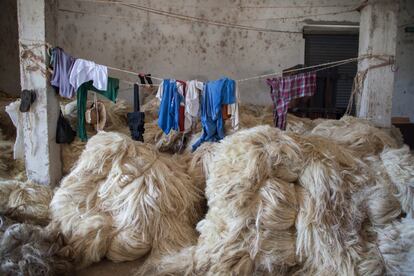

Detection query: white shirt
(69, 59), (108, 91)
(5, 100), (24, 159)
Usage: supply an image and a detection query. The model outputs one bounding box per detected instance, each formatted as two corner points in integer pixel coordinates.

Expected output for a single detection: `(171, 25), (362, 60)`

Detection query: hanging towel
(157, 79), (183, 135)
(5, 100), (24, 160)
(69, 59), (108, 91)
(77, 77), (119, 141)
(267, 71), (316, 130)
(192, 77), (236, 151)
(50, 47), (76, 98)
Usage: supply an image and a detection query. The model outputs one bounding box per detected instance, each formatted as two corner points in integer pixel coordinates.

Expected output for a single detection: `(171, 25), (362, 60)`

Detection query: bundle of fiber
(285, 114), (316, 134)
(0, 220), (74, 275)
(311, 115), (399, 156)
(142, 126), (302, 275)
(50, 131), (203, 268)
(293, 134), (372, 275)
(145, 125), (408, 276)
(0, 130), (17, 179)
(381, 145), (414, 217)
(0, 180), (52, 225)
(377, 218), (414, 275)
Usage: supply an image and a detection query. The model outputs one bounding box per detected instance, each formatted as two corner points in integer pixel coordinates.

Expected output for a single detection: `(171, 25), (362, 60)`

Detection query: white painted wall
(393, 0), (414, 122)
(56, 0), (360, 105)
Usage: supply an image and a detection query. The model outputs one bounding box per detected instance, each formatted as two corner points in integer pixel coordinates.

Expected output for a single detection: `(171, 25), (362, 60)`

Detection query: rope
(71, 0), (301, 34)
(345, 59), (394, 115)
(236, 57), (361, 82)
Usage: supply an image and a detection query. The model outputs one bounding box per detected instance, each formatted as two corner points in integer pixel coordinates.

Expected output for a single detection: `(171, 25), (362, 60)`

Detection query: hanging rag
(127, 83), (145, 142)
(56, 109), (76, 144)
(19, 90), (36, 113)
(85, 100), (107, 131)
(266, 71), (316, 130)
(138, 73), (153, 85)
(185, 80), (203, 131)
(177, 80), (187, 132)
(192, 77), (236, 151)
(77, 78), (119, 141)
(5, 100), (24, 159)
(50, 47), (76, 98)
(69, 59), (108, 91)
(157, 79), (183, 135)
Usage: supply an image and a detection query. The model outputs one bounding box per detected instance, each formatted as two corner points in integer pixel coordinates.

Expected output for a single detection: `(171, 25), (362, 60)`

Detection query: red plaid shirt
(267, 71), (316, 130)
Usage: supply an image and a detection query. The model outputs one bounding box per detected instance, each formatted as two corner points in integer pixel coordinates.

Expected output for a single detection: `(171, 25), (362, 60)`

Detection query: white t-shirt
(69, 59), (108, 91)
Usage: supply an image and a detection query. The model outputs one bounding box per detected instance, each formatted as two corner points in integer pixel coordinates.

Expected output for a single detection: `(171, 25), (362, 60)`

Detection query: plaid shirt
(267, 71), (316, 130)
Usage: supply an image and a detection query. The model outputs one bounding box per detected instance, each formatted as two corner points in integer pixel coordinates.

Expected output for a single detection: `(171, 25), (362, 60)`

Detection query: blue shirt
(158, 79), (182, 134)
(192, 77), (236, 150)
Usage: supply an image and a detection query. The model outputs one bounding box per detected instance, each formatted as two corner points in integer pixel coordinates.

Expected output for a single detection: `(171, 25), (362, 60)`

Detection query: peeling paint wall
(56, 0), (360, 105)
(393, 0), (414, 122)
(0, 0), (21, 96)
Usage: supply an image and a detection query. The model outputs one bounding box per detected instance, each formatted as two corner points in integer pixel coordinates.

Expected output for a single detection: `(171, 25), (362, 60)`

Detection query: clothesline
(20, 41), (394, 89)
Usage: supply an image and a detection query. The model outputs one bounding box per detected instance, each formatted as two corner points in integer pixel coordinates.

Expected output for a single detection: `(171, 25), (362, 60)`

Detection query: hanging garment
(127, 83), (145, 142)
(185, 80), (202, 131)
(19, 90), (36, 113)
(50, 47), (76, 98)
(228, 83), (240, 130)
(77, 77), (119, 141)
(176, 80), (187, 132)
(5, 100), (24, 159)
(157, 79), (183, 135)
(69, 59), (108, 91)
(85, 101), (107, 131)
(267, 71), (316, 130)
(56, 110), (76, 144)
(192, 77), (236, 151)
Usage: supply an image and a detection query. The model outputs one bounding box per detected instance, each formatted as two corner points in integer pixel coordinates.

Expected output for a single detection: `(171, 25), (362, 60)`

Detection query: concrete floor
(77, 259), (144, 276)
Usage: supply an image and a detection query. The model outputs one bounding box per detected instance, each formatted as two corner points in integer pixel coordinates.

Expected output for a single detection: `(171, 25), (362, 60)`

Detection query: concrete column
(356, 0), (399, 127)
(18, 0), (61, 185)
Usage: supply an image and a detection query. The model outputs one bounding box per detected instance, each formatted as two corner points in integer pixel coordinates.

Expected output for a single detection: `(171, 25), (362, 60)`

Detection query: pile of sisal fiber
(50, 131), (204, 268)
(140, 124), (413, 276)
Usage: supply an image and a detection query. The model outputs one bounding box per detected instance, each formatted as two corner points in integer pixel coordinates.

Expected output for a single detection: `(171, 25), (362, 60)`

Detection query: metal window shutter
(305, 34), (359, 109)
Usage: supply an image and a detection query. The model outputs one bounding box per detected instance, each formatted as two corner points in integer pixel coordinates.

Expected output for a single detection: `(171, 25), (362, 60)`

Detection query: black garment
(19, 90), (37, 112)
(127, 84), (145, 142)
(138, 73), (153, 85)
(56, 110), (76, 144)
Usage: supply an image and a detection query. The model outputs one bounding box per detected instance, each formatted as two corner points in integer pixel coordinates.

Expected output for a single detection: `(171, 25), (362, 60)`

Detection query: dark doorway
(292, 33), (359, 119)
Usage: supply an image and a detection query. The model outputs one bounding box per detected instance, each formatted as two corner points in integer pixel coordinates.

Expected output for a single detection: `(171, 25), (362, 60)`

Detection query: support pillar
(356, 0), (399, 127)
(17, 0), (61, 185)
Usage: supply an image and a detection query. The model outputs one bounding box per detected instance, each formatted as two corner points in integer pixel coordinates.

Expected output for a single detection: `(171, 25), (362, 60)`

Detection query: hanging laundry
(77, 77), (119, 141)
(69, 59), (108, 91)
(185, 80), (203, 131)
(228, 82), (240, 130)
(50, 47), (76, 98)
(192, 77), (236, 151)
(266, 71), (316, 130)
(156, 79), (184, 135)
(176, 80), (187, 132)
(5, 100), (24, 159)
(127, 83), (145, 142)
(85, 101), (107, 131)
(138, 73), (153, 85)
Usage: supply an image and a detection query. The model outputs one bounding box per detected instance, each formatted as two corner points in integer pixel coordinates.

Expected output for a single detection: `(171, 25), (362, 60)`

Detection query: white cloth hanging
(185, 80), (203, 131)
(228, 83), (240, 130)
(5, 100), (25, 160)
(69, 59), (108, 91)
